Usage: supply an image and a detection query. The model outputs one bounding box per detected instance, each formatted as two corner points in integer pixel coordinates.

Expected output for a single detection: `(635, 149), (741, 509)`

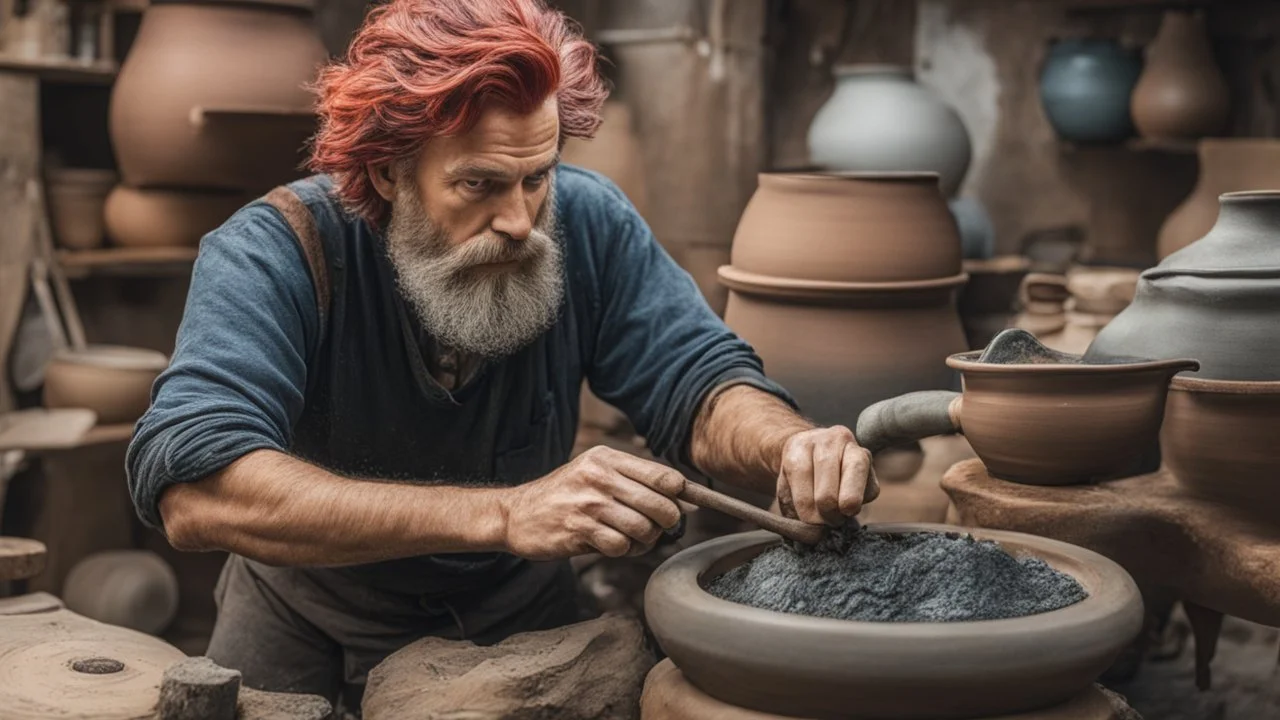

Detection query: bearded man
(126, 0), (876, 709)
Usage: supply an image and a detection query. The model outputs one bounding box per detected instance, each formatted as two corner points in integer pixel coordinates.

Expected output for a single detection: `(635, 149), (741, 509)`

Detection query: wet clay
(707, 529), (1085, 622)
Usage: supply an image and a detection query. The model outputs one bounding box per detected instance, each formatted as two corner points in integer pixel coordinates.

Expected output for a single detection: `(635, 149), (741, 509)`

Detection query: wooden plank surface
(0, 55), (117, 85)
(57, 246), (198, 278)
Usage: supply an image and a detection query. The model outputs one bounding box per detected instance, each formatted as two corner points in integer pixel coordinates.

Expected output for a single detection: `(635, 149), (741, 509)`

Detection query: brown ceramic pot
(109, 2), (326, 192)
(42, 345), (168, 424)
(45, 169), (117, 250)
(645, 525), (1143, 720)
(1157, 140), (1280, 260)
(1130, 11), (1229, 142)
(719, 266), (968, 430)
(62, 550), (179, 636)
(729, 173), (962, 283)
(104, 185), (252, 248)
(1162, 376), (1280, 515)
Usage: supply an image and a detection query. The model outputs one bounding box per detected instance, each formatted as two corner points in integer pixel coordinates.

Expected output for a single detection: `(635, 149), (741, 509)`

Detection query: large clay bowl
(43, 346), (168, 425)
(948, 351), (1197, 485)
(104, 185), (251, 248)
(1162, 376), (1280, 513)
(720, 267), (968, 429)
(730, 172), (962, 283)
(645, 525), (1143, 720)
(109, 2), (325, 192)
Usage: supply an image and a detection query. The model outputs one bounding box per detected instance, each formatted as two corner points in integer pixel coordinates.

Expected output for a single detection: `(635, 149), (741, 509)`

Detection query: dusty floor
(1107, 615), (1280, 720)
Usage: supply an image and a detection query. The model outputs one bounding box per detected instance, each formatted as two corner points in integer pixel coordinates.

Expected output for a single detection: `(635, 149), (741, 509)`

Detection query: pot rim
(758, 170), (942, 186)
(963, 255), (1032, 275)
(1219, 190), (1280, 202)
(1169, 376), (1280, 394)
(718, 265), (967, 296)
(650, 524), (1140, 636)
(947, 350), (1199, 376)
(52, 345), (170, 371)
(832, 63), (913, 78)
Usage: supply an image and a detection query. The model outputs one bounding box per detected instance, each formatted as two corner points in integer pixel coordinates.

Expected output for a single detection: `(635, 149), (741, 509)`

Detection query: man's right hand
(500, 446), (685, 560)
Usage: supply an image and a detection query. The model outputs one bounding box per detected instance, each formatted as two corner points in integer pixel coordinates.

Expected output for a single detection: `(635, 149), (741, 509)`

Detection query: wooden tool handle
(678, 481), (825, 545)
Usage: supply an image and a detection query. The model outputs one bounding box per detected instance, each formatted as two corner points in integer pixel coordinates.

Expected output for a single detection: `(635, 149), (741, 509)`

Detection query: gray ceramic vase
(807, 65), (972, 198)
(1039, 38), (1142, 144)
(1087, 191), (1280, 380)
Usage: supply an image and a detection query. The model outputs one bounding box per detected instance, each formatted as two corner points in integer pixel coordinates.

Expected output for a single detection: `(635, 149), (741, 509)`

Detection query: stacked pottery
(1013, 273), (1070, 340)
(718, 172), (968, 430)
(958, 256), (1032, 350)
(106, 0), (326, 248)
(1130, 10), (1229, 142)
(1037, 267), (1140, 355)
(45, 168), (117, 250)
(806, 64), (993, 260)
(1157, 139), (1280, 259)
(1039, 37), (1142, 144)
(1088, 191), (1280, 519)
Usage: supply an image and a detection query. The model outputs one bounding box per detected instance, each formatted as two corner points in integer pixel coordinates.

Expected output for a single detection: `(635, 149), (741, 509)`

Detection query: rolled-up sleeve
(126, 204), (319, 530)
(580, 189), (795, 474)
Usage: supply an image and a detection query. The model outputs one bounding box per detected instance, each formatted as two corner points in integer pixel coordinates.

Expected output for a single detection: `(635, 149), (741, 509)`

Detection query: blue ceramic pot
(1039, 39), (1142, 143)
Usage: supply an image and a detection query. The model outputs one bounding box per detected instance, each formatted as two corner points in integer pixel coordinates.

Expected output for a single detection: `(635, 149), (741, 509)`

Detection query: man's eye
(524, 172), (547, 187)
(461, 179), (489, 193)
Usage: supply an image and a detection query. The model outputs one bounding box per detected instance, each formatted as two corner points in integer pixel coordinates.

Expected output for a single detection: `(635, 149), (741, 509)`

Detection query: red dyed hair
(310, 0), (607, 224)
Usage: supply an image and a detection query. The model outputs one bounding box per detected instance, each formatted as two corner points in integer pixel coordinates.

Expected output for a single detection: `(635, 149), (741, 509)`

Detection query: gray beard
(384, 180), (564, 358)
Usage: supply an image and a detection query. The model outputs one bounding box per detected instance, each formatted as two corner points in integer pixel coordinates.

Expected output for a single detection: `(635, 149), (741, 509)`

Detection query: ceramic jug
(1130, 11), (1229, 141)
(807, 65), (972, 198)
(1087, 191), (1280, 380)
(110, 0), (327, 193)
(1157, 139), (1280, 260)
(1039, 38), (1142, 144)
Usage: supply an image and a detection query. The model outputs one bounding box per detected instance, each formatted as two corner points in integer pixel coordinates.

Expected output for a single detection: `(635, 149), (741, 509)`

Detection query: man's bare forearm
(688, 384), (815, 495)
(158, 449), (507, 566)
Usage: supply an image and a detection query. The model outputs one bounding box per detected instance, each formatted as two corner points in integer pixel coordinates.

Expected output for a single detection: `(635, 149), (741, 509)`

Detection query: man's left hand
(776, 426), (879, 526)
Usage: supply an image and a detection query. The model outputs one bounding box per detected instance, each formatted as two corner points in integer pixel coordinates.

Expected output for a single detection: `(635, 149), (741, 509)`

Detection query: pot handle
(189, 106), (316, 132)
(855, 390), (963, 455)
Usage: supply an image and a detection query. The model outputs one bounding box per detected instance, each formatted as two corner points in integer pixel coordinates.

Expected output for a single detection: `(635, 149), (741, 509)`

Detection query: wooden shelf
(57, 246), (198, 278)
(0, 55), (117, 85)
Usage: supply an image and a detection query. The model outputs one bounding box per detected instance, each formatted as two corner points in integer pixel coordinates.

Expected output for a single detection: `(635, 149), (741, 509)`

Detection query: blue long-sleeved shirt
(126, 166), (791, 594)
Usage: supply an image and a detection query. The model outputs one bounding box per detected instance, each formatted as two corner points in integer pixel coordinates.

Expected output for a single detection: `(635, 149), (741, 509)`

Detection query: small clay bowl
(730, 172), (963, 283)
(645, 525), (1143, 720)
(1162, 376), (1280, 515)
(43, 345), (169, 425)
(947, 351), (1198, 485)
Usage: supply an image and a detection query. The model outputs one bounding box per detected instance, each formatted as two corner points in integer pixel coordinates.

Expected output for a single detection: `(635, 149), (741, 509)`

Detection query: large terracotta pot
(109, 1), (326, 193)
(807, 65), (972, 198)
(645, 525), (1143, 720)
(730, 173), (962, 284)
(45, 169), (117, 250)
(1130, 11), (1229, 142)
(1157, 139), (1280, 260)
(43, 345), (168, 424)
(1088, 191), (1280, 380)
(1039, 38), (1142, 144)
(1162, 376), (1280, 515)
(104, 185), (252, 248)
(719, 268), (968, 430)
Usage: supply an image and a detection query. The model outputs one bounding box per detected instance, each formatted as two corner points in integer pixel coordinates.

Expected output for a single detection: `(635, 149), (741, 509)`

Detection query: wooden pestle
(678, 481), (826, 545)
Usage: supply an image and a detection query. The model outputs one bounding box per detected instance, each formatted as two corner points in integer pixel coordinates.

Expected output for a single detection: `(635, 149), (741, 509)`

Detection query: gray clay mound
(707, 531), (1088, 622)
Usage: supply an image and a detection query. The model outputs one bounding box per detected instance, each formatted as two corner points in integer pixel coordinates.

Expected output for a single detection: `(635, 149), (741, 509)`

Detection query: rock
(363, 613), (655, 720)
(239, 685), (333, 720)
(159, 656), (241, 720)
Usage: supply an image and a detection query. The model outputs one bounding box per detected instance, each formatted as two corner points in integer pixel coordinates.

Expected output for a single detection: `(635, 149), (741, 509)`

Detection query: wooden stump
(0, 537), (47, 582)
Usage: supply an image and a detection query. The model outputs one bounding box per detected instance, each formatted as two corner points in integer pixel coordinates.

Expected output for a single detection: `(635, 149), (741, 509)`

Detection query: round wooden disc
(0, 609), (186, 719)
(0, 537), (47, 582)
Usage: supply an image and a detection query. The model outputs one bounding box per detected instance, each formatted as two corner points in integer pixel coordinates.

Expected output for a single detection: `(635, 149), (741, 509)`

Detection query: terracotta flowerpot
(807, 65), (972, 198)
(62, 550), (180, 636)
(1162, 376), (1280, 515)
(1130, 11), (1229, 142)
(43, 345), (168, 424)
(104, 185), (252, 248)
(109, 1), (326, 192)
(645, 525), (1143, 720)
(730, 173), (962, 284)
(1089, 191), (1280, 380)
(561, 100), (649, 218)
(1039, 38), (1142, 144)
(45, 169), (117, 250)
(1157, 139), (1280, 260)
(719, 267), (968, 430)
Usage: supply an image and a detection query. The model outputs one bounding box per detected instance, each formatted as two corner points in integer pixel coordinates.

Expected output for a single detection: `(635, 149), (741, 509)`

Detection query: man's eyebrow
(444, 153), (561, 183)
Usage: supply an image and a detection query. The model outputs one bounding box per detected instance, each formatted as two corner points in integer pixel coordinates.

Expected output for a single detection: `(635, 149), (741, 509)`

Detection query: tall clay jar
(110, 0), (327, 193)
(807, 65), (972, 198)
(1157, 139), (1280, 259)
(1130, 11), (1229, 141)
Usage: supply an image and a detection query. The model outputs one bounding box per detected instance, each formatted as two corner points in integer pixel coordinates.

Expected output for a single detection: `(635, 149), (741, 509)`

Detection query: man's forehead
(436, 97), (560, 176)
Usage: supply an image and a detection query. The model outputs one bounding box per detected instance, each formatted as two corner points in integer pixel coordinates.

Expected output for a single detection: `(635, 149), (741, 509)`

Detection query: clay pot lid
(52, 345), (169, 371)
(717, 265), (968, 298)
(832, 63), (914, 79)
(1149, 191), (1280, 279)
(1169, 376), (1280, 394)
(947, 349), (1198, 376)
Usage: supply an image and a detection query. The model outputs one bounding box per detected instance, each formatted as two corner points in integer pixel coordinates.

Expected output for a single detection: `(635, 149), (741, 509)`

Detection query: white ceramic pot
(42, 345), (169, 424)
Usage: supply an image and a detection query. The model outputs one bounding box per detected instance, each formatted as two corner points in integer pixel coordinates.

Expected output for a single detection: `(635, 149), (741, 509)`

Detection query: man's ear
(368, 162), (397, 202)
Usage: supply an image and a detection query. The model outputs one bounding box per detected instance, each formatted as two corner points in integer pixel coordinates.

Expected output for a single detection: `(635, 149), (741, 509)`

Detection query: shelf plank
(0, 55), (117, 85)
(57, 246), (198, 278)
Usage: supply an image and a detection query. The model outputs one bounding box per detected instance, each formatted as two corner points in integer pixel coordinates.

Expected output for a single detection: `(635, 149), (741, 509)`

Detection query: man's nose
(491, 189), (533, 241)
